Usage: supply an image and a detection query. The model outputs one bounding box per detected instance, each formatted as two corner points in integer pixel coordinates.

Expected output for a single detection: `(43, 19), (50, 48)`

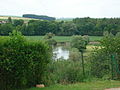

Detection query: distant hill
(23, 14), (56, 21)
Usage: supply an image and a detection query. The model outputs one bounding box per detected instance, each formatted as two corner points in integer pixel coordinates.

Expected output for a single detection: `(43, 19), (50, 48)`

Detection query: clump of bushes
(69, 48), (81, 62)
(42, 60), (85, 86)
(90, 49), (111, 78)
(44, 32), (57, 46)
(0, 30), (52, 90)
(90, 32), (120, 80)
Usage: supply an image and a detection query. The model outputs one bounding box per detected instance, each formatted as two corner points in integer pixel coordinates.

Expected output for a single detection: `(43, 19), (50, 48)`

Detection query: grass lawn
(89, 36), (102, 42)
(25, 36), (102, 42)
(28, 80), (120, 90)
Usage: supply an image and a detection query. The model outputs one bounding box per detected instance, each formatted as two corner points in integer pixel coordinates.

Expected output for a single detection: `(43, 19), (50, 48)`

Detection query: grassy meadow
(29, 80), (120, 90)
(0, 36), (102, 42)
(25, 36), (102, 42)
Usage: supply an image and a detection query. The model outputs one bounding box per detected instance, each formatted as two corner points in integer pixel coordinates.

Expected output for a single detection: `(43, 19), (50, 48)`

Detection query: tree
(0, 23), (14, 35)
(8, 17), (12, 23)
(60, 22), (77, 36)
(91, 32), (120, 79)
(44, 32), (57, 46)
(71, 35), (87, 77)
(13, 19), (24, 26)
(101, 32), (120, 79)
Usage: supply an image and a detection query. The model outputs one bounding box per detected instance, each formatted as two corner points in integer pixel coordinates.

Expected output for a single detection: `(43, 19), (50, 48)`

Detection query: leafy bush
(44, 32), (57, 46)
(69, 48), (81, 62)
(0, 30), (52, 90)
(42, 60), (85, 86)
(90, 32), (120, 79)
(90, 49), (111, 78)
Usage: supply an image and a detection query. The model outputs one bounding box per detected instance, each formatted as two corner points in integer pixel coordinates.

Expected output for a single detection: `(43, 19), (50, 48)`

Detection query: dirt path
(105, 87), (120, 90)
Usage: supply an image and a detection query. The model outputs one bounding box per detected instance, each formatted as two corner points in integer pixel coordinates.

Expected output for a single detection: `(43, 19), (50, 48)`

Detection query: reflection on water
(53, 46), (69, 60)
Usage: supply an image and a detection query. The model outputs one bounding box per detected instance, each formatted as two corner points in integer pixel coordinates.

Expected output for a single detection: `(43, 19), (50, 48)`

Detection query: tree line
(0, 17), (120, 36)
(23, 14), (56, 21)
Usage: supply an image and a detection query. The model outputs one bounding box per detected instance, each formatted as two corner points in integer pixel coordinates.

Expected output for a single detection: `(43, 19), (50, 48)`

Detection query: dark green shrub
(13, 19), (24, 26)
(0, 23), (14, 35)
(90, 49), (111, 78)
(0, 30), (51, 90)
(91, 32), (120, 79)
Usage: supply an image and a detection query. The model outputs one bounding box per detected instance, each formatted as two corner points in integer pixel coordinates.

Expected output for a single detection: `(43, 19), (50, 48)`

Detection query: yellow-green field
(0, 16), (38, 21)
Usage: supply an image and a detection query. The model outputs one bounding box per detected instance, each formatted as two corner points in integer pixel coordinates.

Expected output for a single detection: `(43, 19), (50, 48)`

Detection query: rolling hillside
(0, 16), (38, 21)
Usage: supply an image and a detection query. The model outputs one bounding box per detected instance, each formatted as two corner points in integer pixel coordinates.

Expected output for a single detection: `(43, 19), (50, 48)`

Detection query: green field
(25, 36), (102, 42)
(0, 36), (102, 42)
(29, 80), (120, 90)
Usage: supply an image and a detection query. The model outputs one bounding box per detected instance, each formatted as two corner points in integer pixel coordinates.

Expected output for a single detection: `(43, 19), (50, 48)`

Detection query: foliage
(71, 35), (87, 52)
(91, 32), (120, 79)
(44, 32), (57, 46)
(73, 17), (120, 36)
(90, 48), (111, 78)
(69, 48), (81, 62)
(42, 60), (84, 86)
(44, 32), (55, 39)
(7, 17), (12, 23)
(0, 23), (14, 35)
(0, 30), (52, 90)
(59, 22), (77, 36)
(70, 35), (89, 78)
(83, 35), (89, 45)
(13, 19), (24, 26)
(1, 17), (120, 36)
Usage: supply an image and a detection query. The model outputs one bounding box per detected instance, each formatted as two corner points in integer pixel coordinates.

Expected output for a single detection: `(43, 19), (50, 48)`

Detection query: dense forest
(23, 14), (56, 21)
(0, 17), (120, 36)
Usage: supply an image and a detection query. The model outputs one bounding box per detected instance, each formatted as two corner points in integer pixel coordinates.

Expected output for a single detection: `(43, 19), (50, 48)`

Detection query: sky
(0, 0), (120, 18)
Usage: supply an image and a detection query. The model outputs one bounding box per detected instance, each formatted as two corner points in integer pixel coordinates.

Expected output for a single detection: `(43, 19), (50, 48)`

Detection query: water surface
(53, 46), (69, 60)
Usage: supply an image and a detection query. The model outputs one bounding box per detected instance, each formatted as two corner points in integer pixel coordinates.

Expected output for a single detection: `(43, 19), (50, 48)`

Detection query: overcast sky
(0, 0), (120, 18)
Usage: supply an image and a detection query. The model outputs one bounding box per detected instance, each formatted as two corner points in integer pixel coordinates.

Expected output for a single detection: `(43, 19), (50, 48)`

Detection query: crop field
(0, 16), (38, 21)
(28, 80), (120, 90)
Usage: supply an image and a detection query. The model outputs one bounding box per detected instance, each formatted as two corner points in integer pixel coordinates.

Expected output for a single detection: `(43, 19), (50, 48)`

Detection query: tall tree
(71, 35), (87, 77)
(8, 17), (12, 23)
